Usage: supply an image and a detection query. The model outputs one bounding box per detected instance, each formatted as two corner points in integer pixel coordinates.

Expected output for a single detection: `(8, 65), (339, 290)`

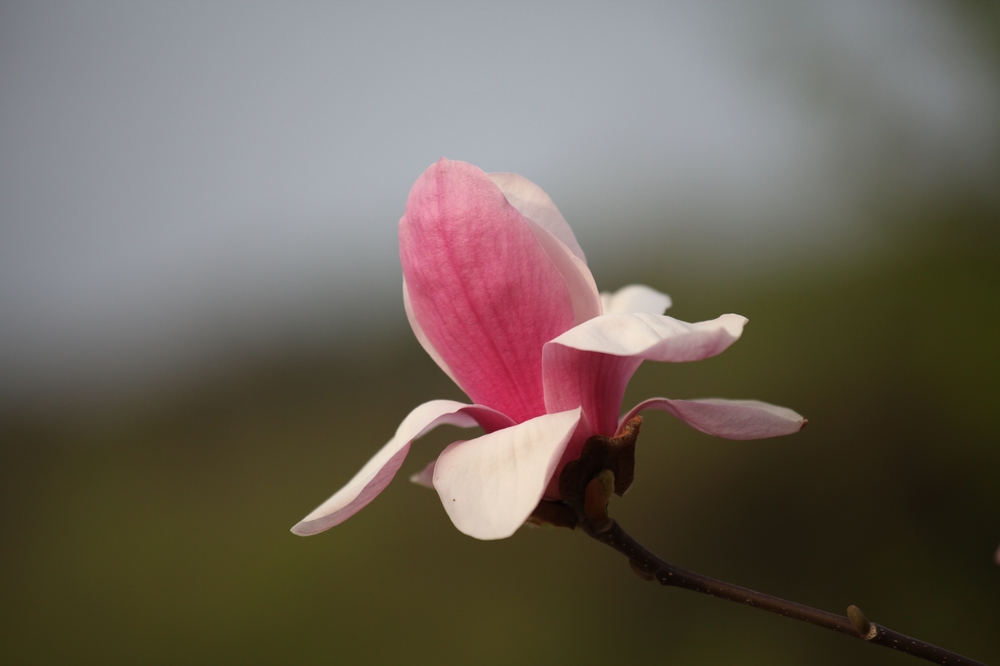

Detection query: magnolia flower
(292, 159), (805, 540)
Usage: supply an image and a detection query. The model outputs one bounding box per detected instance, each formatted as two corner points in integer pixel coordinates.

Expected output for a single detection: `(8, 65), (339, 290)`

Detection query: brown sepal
(527, 500), (579, 530)
(558, 417), (642, 515)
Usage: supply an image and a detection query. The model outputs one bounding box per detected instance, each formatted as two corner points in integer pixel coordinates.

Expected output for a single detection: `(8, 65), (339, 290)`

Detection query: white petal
(621, 398), (807, 439)
(600, 284), (672, 315)
(403, 279), (460, 385)
(488, 171), (587, 262)
(432, 408), (582, 540)
(291, 400), (514, 536)
(549, 312), (746, 361)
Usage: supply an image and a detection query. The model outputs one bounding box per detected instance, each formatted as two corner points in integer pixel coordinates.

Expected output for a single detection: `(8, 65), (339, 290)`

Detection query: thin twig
(541, 422), (988, 665)
(585, 519), (988, 666)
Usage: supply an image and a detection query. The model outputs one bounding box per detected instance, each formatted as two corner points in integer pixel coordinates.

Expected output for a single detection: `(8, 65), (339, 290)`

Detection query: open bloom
(292, 159), (805, 540)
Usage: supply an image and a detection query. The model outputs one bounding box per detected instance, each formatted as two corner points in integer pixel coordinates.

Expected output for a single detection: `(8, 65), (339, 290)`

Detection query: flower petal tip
(722, 313), (749, 335)
(290, 521), (317, 537)
(289, 400), (514, 537)
(409, 460), (436, 488)
(621, 398), (806, 440)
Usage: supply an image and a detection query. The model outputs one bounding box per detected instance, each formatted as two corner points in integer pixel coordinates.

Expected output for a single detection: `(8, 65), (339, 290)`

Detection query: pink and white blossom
(292, 159), (806, 541)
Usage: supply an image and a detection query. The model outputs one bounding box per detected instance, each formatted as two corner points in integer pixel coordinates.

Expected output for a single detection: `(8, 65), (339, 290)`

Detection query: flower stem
(585, 519), (988, 666)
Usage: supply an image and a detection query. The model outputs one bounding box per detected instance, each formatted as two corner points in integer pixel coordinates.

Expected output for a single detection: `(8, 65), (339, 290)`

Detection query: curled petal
(622, 397), (806, 439)
(291, 400), (514, 536)
(400, 159), (577, 423)
(543, 313), (747, 437)
(550, 313), (746, 359)
(488, 171), (586, 262)
(601, 284), (672, 315)
(433, 408), (582, 540)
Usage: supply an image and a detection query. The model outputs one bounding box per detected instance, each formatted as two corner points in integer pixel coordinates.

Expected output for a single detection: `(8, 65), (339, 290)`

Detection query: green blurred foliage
(1, 202), (998, 665)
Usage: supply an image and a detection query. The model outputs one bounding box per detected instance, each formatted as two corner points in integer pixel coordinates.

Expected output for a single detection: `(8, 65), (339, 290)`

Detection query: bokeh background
(2, 2), (998, 664)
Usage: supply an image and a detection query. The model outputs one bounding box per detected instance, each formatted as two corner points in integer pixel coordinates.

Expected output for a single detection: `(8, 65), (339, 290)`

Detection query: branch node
(629, 558), (656, 581)
(847, 605), (876, 640)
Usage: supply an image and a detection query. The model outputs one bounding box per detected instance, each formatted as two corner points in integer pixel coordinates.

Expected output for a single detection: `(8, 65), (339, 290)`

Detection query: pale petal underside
(433, 408), (582, 540)
(549, 312), (746, 359)
(542, 313), (747, 436)
(601, 284), (672, 315)
(621, 397), (807, 439)
(291, 400), (513, 536)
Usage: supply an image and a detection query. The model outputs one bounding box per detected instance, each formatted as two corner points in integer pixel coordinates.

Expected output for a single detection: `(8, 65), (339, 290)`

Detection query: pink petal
(403, 278), (459, 385)
(400, 159), (577, 423)
(487, 171), (587, 262)
(543, 313), (747, 437)
(291, 400), (514, 536)
(432, 408), (582, 540)
(487, 173), (601, 324)
(621, 398), (807, 439)
(522, 218), (602, 326)
(600, 284), (672, 315)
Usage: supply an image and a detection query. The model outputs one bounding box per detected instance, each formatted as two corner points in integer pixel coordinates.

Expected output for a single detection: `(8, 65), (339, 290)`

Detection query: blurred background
(1, 1), (998, 664)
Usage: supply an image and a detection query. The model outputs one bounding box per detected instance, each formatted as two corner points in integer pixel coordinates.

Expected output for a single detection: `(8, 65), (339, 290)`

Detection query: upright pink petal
(543, 313), (747, 437)
(621, 398), (806, 439)
(432, 408), (582, 539)
(291, 400), (514, 536)
(403, 278), (459, 385)
(400, 159), (577, 423)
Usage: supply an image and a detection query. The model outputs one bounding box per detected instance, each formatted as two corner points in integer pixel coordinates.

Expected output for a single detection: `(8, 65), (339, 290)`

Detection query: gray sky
(1, 1), (997, 404)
